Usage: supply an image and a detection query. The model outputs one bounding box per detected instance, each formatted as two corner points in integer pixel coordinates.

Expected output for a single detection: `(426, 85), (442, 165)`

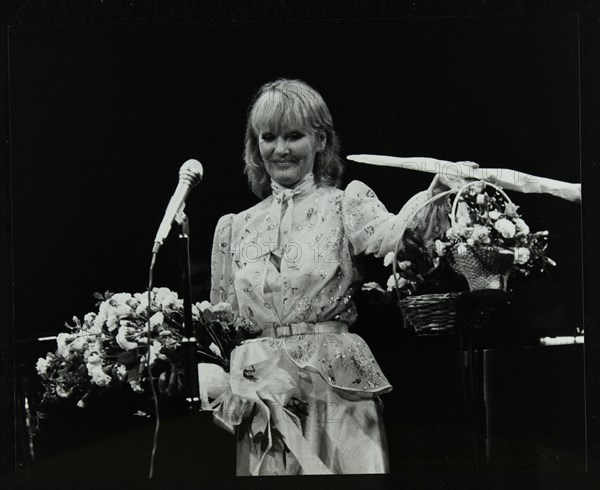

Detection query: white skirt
(234, 341), (390, 475)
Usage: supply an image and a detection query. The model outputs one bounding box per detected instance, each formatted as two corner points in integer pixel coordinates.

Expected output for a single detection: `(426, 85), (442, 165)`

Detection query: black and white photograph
(2, 2), (599, 489)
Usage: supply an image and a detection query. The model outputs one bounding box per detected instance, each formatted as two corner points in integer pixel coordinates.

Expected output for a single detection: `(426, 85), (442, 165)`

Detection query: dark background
(8, 14), (587, 482)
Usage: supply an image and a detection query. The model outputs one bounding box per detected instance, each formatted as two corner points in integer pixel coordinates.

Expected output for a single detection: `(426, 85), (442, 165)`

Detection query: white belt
(261, 321), (348, 338)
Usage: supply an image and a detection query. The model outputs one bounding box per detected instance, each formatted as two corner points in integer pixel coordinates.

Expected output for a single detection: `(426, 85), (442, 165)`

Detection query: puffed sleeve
(341, 180), (450, 257)
(210, 213), (238, 311)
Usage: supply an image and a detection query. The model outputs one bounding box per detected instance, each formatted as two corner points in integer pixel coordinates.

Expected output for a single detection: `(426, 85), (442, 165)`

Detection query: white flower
(93, 301), (110, 330)
(116, 326), (138, 350)
(116, 364), (127, 381)
(489, 211), (502, 220)
(134, 292), (150, 315)
(36, 357), (50, 377)
(213, 302), (234, 322)
(97, 293), (135, 331)
(434, 241), (447, 257)
(149, 312), (164, 329)
(361, 282), (386, 293)
(466, 238), (475, 246)
(198, 300), (213, 313)
(514, 247), (531, 265)
(56, 333), (75, 359)
(111, 292), (132, 303)
(153, 287), (179, 310)
(213, 302), (232, 315)
(383, 251), (396, 267)
(476, 194), (486, 205)
(494, 218), (516, 238)
(83, 339), (102, 362)
(77, 399), (86, 408)
(514, 218), (530, 235)
(386, 275), (409, 292)
(88, 364), (111, 387)
(84, 321), (102, 335)
(106, 304), (133, 332)
(191, 303), (201, 319)
(471, 224), (491, 244)
(197, 301), (214, 321)
(83, 312), (97, 324)
(69, 336), (86, 353)
(456, 243), (468, 256)
(398, 260), (412, 271)
(147, 340), (162, 366)
(398, 277), (409, 289)
(56, 385), (70, 398)
(504, 202), (520, 217)
(86, 351), (101, 365)
(129, 379), (144, 393)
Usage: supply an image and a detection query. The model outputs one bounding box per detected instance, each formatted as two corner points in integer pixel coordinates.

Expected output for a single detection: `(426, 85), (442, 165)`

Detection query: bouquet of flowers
(36, 287), (259, 409)
(433, 181), (555, 290)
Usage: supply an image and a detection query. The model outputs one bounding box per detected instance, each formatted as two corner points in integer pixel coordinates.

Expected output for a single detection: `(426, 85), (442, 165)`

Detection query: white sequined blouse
(210, 172), (446, 394)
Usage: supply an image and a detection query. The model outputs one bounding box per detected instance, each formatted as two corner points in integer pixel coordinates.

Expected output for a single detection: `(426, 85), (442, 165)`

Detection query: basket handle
(391, 188), (455, 304)
(449, 180), (513, 229)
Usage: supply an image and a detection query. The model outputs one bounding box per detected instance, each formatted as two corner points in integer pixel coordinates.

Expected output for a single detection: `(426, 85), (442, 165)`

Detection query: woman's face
(257, 124), (325, 188)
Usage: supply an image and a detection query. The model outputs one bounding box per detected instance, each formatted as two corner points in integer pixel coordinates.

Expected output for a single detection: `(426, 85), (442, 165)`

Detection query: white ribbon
(198, 339), (333, 475)
(347, 154), (581, 203)
(267, 173), (316, 250)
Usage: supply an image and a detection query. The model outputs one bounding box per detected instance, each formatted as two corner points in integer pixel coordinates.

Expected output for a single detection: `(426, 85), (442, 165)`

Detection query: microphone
(152, 159), (204, 253)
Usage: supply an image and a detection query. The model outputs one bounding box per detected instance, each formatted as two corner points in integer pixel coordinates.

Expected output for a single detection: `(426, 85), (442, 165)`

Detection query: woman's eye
(260, 133), (275, 142)
(287, 132), (304, 141)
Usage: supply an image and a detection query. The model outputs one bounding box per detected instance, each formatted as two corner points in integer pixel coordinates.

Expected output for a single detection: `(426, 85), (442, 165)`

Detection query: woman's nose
(274, 137), (289, 156)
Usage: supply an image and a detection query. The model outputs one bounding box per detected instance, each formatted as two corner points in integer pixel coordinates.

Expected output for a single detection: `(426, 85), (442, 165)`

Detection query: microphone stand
(175, 211), (200, 410)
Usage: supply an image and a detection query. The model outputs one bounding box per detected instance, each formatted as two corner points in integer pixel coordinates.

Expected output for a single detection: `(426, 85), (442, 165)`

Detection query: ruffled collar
(270, 172), (316, 202)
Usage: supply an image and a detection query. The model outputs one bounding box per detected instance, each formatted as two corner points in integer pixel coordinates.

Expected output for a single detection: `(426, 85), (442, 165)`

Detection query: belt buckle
(276, 323), (291, 338)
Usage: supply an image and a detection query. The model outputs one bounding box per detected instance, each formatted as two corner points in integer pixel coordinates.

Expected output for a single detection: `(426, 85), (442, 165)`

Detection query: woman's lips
(272, 161), (296, 168)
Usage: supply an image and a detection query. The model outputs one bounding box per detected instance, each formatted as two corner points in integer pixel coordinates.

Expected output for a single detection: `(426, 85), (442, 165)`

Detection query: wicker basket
(397, 290), (508, 335)
(391, 181), (514, 335)
(449, 245), (513, 291)
(398, 292), (465, 335)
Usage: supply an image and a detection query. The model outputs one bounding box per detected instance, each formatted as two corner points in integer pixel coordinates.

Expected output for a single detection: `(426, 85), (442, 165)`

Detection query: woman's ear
(317, 130), (327, 151)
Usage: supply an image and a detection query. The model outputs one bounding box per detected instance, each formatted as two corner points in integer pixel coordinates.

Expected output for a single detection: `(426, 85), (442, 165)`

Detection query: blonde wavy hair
(243, 79), (344, 199)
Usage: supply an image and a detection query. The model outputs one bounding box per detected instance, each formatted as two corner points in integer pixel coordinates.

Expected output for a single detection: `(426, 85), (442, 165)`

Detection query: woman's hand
(429, 160), (481, 195)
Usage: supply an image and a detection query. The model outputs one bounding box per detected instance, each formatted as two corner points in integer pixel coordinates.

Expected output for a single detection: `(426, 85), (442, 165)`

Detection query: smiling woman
(206, 79), (456, 476)
(244, 79), (342, 198)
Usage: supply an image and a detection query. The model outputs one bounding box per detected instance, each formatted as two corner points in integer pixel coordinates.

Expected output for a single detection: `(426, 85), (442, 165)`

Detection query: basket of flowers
(35, 287), (260, 412)
(363, 180), (554, 335)
(435, 181), (554, 291)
